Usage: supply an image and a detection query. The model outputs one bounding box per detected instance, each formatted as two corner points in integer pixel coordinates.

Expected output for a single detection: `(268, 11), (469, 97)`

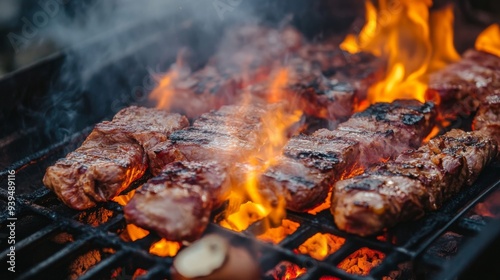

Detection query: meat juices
(43, 106), (189, 210)
(260, 100), (436, 212)
(332, 129), (498, 236)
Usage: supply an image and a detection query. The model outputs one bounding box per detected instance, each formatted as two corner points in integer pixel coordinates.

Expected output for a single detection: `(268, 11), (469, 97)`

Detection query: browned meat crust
(43, 106), (188, 210)
(148, 103), (289, 175)
(473, 92), (500, 156)
(124, 161), (230, 241)
(260, 100), (436, 212)
(164, 26), (384, 121)
(331, 129), (498, 236)
(426, 50), (500, 118)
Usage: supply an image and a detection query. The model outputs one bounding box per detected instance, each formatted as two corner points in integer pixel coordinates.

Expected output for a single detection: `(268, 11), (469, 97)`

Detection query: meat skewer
(43, 106), (189, 210)
(259, 100), (437, 212)
(331, 129), (498, 236)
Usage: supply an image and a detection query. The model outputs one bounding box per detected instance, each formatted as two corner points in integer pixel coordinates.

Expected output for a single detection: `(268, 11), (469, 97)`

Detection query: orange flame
(341, 1), (459, 104)
(475, 24), (500, 57)
(221, 68), (302, 232)
(149, 68), (179, 110)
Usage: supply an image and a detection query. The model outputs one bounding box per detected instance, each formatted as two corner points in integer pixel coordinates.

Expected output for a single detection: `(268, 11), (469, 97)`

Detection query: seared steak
(147, 103), (296, 175)
(43, 106), (188, 210)
(260, 100), (436, 212)
(332, 129), (498, 236)
(124, 161), (230, 241)
(473, 92), (500, 156)
(426, 50), (500, 118)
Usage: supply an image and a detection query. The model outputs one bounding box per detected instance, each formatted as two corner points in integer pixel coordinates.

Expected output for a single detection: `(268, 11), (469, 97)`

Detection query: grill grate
(1, 127), (499, 280)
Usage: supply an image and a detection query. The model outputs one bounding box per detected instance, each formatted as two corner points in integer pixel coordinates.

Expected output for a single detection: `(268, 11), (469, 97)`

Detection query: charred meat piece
(124, 161), (230, 241)
(426, 50), (500, 118)
(148, 103), (295, 175)
(298, 45), (386, 101)
(246, 48), (385, 124)
(163, 26), (303, 119)
(473, 92), (500, 156)
(43, 106), (188, 210)
(260, 100), (436, 212)
(160, 66), (242, 119)
(332, 129), (498, 236)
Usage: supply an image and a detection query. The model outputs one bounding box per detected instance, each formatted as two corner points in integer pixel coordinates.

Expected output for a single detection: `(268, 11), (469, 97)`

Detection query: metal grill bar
(1, 128), (499, 280)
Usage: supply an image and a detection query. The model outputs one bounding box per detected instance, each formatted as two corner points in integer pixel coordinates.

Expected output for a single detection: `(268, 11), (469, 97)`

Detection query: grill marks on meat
(148, 104), (283, 175)
(126, 103), (294, 240)
(426, 50), (500, 118)
(261, 100), (436, 212)
(124, 161), (230, 241)
(43, 107), (189, 210)
(331, 129), (498, 236)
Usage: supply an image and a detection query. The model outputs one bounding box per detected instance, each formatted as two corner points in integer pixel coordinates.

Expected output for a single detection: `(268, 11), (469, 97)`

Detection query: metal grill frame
(0, 127), (499, 280)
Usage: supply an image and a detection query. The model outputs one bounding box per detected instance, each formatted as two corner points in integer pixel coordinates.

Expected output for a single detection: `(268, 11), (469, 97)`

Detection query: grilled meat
(260, 100), (436, 212)
(43, 106), (188, 210)
(124, 161), (230, 241)
(473, 92), (500, 156)
(163, 25), (383, 121)
(332, 129), (498, 236)
(161, 66), (242, 119)
(426, 50), (500, 118)
(148, 103), (297, 175)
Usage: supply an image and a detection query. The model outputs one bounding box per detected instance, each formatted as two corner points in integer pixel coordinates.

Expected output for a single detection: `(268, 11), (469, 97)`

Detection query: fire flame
(475, 24), (500, 57)
(221, 68), (302, 232)
(149, 68), (179, 110)
(341, 0), (459, 104)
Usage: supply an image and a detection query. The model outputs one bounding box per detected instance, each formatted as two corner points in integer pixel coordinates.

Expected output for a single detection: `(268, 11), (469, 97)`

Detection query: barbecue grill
(1, 1), (500, 279)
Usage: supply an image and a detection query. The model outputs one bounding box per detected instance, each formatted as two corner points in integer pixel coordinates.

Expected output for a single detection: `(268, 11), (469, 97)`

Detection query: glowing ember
(475, 24), (500, 57)
(298, 233), (345, 261)
(341, 1), (459, 104)
(257, 219), (300, 244)
(269, 262), (307, 280)
(338, 248), (385, 275)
